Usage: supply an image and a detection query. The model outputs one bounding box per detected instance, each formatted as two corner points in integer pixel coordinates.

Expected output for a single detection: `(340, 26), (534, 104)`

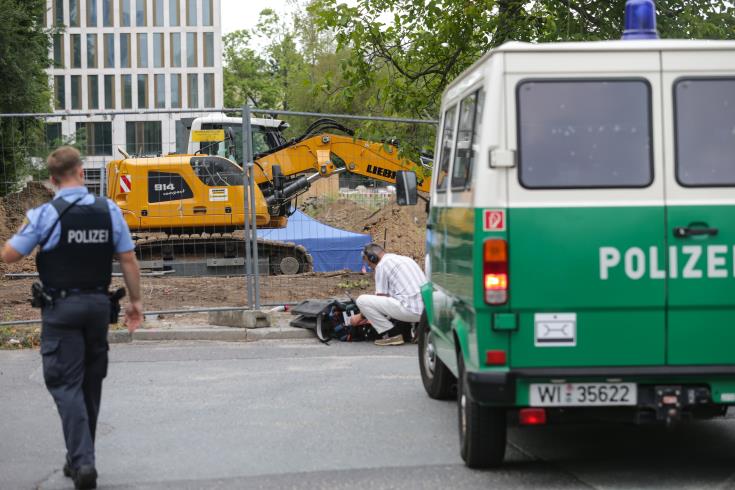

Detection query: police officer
(1, 146), (143, 490)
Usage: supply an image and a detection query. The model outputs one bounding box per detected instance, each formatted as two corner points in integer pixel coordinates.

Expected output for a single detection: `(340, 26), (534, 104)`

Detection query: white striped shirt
(375, 253), (427, 315)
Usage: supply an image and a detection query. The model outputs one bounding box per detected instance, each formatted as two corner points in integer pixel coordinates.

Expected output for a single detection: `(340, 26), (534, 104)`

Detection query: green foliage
(0, 0), (52, 195)
(309, 0), (735, 119)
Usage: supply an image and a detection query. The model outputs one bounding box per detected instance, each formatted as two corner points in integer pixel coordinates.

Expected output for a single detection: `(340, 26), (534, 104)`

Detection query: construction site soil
(1, 187), (425, 322)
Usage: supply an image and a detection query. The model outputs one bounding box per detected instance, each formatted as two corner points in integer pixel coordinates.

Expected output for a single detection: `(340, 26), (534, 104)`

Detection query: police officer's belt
(45, 287), (108, 300)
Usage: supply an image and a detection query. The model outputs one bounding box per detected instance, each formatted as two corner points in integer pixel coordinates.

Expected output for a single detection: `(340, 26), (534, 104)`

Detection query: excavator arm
(253, 133), (431, 205)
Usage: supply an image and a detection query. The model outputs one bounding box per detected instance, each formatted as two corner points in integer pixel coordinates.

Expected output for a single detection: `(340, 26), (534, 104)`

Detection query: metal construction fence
(0, 107), (436, 325)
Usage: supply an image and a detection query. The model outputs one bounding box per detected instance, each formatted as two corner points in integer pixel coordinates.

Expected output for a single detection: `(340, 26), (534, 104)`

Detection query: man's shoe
(73, 465), (97, 490)
(63, 461), (72, 478)
(375, 334), (405, 346)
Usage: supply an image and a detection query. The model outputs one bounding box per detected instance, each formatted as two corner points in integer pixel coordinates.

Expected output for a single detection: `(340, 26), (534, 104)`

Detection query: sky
(221, 0), (294, 36)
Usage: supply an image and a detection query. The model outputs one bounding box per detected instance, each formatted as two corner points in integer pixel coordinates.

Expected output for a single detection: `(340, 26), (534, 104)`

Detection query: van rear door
(662, 55), (735, 365)
(504, 54), (666, 368)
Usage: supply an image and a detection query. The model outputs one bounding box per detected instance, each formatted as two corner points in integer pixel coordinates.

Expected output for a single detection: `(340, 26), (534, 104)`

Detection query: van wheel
(457, 354), (507, 468)
(418, 310), (455, 399)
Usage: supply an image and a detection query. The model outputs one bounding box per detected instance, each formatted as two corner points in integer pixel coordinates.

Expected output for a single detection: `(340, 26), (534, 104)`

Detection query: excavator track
(131, 233), (313, 276)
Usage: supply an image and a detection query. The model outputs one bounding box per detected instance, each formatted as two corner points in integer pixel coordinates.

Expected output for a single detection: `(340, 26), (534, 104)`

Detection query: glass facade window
(153, 33), (164, 68)
(102, 0), (113, 26)
(154, 74), (166, 108)
(70, 75), (82, 110)
(203, 73), (214, 108)
(170, 32), (181, 67)
(76, 122), (112, 156)
(126, 121), (162, 155)
(171, 74), (182, 108)
(53, 34), (64, 68)
(136, 0), (147, 26)
(202, 0), (213, 26)
(169, 0), (180, 26)
(46, 123), (63, 149)
(186, 32), (197, 67)
(203, 32), (214, 67)
(54, 0), (64, 26)
(104, 33), (114, 68)
(86, 0), (97, 27)
(54, 76), (65, 110)
(187, 74), (198, 108)
(70, 34), (82, 68)
(120, 33), (131, 68)
(104, 74), (115, 109)
(186, 0), (196, 26)
(86, 34), (98, 68)
(122, 75), (133, 109)
(137, 33), (148, 68)
(69, 0), (79, 26)
(120, 0), (131, 26)
(88, 75), (99, 109)
(137, 74), (148, 108)
(154, 0), (164, 26)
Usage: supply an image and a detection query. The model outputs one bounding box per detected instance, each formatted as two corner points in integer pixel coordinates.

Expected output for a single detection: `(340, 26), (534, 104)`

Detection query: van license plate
(529, 383), (637, 407)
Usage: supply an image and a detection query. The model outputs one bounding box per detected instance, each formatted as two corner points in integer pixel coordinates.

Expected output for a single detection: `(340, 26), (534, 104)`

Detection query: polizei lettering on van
(67, 229), (110, 244)
(600, 246), (735, 280)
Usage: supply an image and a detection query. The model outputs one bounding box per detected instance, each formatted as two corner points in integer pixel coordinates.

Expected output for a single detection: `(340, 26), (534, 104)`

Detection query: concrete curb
(118, 325), (315, 343)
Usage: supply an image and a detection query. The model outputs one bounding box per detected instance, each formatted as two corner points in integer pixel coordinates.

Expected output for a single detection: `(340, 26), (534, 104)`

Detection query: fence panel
(0, 108), (434, 326)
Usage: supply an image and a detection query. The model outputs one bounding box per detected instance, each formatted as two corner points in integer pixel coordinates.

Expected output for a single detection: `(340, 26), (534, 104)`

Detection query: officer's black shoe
(63, 461), (72, 478)
(73, 465), (97, 490)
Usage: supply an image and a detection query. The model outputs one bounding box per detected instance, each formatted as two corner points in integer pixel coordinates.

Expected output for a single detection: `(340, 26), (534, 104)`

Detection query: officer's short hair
(47, 146), (83, 180)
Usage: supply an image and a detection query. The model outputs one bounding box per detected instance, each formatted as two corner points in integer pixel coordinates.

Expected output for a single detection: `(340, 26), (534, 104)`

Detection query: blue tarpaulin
(257, 210), (371, 272)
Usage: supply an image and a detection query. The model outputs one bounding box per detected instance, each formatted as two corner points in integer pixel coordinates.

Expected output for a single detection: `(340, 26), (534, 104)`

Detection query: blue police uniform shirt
(8, 186), (135, 255)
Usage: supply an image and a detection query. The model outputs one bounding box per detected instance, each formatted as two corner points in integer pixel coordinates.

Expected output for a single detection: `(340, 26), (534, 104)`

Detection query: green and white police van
(396, 0), (735, 469)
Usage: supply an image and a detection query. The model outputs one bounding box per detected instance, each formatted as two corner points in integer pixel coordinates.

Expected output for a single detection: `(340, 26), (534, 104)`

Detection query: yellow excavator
(106, 116), (431, 275)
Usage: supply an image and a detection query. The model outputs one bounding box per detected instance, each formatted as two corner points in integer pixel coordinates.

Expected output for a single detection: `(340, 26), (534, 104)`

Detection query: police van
(396, 0), (735, 468)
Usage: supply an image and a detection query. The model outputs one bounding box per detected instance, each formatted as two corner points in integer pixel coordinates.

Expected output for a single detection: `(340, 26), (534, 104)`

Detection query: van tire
(418, 310), (455, 399)
(457, 354), (507, 468)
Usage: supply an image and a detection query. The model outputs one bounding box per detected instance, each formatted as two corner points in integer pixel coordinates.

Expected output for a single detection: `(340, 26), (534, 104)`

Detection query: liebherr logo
(599, 246), (735, 280)
(366, 165), (397, 180)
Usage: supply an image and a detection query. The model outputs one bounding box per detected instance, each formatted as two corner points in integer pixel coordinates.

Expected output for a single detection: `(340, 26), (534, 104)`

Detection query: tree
(0, 0), (52, 195)
(222, 30), (282, 108)
(310, 0), (735, 119)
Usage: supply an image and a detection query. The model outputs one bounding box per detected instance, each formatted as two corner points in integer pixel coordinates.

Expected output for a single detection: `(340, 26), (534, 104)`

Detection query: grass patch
(0, 326), (40, 350)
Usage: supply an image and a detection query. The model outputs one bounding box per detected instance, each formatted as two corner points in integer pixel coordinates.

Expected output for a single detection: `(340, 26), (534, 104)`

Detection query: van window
(435, 105), (457, 192)
(675, 78), (735, 187)
(451, 90), (484, 190)
(517, 79), (652, 189)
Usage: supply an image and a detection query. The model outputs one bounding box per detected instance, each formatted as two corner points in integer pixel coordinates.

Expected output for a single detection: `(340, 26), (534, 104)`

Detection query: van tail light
(485, 350), (507, 366)
(519, 408), (547, 425)
(484, 239), (508, 305)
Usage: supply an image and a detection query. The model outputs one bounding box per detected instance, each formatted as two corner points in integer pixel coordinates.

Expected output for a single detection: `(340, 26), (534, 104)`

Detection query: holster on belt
(109, 287), (126, 324)
(30, 281), (54, 308)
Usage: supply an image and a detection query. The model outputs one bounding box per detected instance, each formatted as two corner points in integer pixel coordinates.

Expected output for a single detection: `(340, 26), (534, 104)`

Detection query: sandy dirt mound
(304, 197), (427, 262)
(0, 181), (54, 276)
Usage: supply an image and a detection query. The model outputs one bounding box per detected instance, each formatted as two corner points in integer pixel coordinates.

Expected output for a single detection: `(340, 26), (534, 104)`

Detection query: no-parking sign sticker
(483, 210), (505, 231)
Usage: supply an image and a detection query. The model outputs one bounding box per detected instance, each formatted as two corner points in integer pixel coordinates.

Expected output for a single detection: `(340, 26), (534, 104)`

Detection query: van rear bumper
(466, 365), (735, 405)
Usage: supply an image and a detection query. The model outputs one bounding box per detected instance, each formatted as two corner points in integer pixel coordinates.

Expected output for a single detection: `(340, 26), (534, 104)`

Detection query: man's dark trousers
(41, 293), (110, 470)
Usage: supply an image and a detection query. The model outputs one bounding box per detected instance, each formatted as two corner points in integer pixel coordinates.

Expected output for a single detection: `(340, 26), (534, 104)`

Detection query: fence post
(243, 105), (260, 309)
(242, 106), (254, 308)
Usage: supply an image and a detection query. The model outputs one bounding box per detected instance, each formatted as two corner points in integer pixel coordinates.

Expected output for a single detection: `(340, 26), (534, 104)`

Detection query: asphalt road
(1, 340), (734, 490)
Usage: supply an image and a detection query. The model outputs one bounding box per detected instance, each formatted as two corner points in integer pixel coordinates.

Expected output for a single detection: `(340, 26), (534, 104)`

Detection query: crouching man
(353, 243), (426, 346)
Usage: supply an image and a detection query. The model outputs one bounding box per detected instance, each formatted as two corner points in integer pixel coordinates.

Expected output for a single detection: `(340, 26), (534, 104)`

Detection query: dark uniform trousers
(41, 294), (110, 469)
